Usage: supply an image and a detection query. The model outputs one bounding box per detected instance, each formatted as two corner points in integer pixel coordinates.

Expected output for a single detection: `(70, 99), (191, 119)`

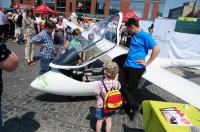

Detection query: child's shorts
(95, 107), (116, 119)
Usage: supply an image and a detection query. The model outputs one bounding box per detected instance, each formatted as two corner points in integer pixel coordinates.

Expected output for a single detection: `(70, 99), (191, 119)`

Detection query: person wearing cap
(121, 18), (160, 120)
(95, 61), (121, 132)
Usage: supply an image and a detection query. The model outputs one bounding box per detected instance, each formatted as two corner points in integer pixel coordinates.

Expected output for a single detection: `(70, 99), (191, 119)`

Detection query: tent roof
(123, 9), (140, 22)
(5, 8), (16, 11)
(34, 3), (54, 14)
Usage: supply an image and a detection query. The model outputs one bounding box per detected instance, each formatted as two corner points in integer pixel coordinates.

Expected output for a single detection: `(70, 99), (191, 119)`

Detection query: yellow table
(142, 100), (200, 132)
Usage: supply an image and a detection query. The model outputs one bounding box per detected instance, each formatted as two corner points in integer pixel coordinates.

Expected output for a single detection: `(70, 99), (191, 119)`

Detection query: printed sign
(160, 107), (192, 126)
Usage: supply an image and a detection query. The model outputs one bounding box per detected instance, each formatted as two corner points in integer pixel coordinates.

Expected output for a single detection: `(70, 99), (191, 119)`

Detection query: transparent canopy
(51, 13), (120, 67)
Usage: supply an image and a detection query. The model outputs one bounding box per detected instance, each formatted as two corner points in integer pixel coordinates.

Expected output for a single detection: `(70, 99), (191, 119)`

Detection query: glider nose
(30, 71), (58, 91)
(31, 77), (42, 90)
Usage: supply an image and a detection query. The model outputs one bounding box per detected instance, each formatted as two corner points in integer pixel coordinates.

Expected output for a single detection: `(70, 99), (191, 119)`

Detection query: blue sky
(164, 0), (200, 17)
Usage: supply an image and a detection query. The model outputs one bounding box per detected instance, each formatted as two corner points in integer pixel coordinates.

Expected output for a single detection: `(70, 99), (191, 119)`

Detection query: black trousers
(119, 66), (145, 110)
(8, 20), (15, 39)
(0, 25), (5, 36)
(4, 24), (9, 38)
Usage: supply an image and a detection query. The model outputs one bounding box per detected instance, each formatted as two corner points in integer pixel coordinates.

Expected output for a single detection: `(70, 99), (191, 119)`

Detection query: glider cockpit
(50, 14), (120, 69)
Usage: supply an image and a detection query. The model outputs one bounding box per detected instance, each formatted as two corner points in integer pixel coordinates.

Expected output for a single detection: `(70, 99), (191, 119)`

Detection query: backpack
(101, 80), (123, 113)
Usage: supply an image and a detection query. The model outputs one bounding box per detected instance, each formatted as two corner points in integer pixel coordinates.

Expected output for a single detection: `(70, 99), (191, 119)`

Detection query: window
(96, 0), (104, 14)
(43, 0), (54, 10)
(110, 0), (120, 15)
(158, 3), (165, 17)
(130, 1), (145, 18)
(76, 0), (91, 14)
(57, 0), (66, 13)
(148, 2), (154, 19)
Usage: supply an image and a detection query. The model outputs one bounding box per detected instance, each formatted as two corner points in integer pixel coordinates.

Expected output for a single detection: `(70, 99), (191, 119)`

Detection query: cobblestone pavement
(2, 41), (200, 132)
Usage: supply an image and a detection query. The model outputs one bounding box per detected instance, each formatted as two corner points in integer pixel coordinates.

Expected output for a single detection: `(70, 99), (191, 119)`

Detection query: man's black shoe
(132, 102), (139, 111)
(139, 105), (143, 115)
(123, 102), (131, 114)
(128, 109), (136, 121)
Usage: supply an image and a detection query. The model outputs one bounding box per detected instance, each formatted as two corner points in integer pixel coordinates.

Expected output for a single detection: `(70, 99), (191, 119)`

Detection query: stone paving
(1, 41), (200, 132)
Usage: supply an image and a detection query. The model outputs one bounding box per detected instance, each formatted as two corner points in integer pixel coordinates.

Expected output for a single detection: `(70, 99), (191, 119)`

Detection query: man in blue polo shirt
(122, 18), (160, 120)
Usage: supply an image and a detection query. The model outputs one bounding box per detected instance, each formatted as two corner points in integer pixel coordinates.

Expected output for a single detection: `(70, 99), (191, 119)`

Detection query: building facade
(0, 0), (11, 8)
(62, 0), (166, 19)
(11, 0), (166, 19)
(168, 1), (200, 19)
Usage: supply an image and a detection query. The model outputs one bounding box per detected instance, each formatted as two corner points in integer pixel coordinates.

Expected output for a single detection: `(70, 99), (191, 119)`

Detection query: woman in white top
(23, 8), (35, 65)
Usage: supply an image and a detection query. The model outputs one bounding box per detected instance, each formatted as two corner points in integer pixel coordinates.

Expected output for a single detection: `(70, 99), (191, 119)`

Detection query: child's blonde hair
(72, 28), (81, 36)
(104, 62), (119, 79)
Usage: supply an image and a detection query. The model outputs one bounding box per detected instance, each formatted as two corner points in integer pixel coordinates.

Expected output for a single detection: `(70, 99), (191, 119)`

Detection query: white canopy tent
(150, 18), (200, 61)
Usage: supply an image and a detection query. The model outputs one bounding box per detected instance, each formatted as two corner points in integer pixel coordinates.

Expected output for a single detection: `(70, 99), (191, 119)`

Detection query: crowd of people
(0, 7), (96, 70)
(0, 6), (160, 132)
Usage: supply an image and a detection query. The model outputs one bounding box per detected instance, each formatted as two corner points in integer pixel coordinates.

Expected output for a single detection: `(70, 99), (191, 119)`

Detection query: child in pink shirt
(95, 62), (121, 132)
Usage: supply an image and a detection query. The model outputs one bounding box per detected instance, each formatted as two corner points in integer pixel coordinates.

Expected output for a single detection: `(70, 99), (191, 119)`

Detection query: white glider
(31, 13), (200, 110)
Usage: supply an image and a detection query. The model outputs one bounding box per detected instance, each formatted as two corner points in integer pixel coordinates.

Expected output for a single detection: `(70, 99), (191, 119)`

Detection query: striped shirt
(95, 78), (121, 108)
(31, 30), (54, 59)
(0, 11), (5, 25)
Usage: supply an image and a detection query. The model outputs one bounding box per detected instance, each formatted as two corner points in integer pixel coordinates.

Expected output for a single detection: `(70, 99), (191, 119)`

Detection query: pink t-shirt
(95, 78), (121, 108)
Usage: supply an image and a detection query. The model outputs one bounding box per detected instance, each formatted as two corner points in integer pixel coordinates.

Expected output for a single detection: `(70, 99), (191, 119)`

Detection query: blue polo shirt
(125, 30), (157, 68)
